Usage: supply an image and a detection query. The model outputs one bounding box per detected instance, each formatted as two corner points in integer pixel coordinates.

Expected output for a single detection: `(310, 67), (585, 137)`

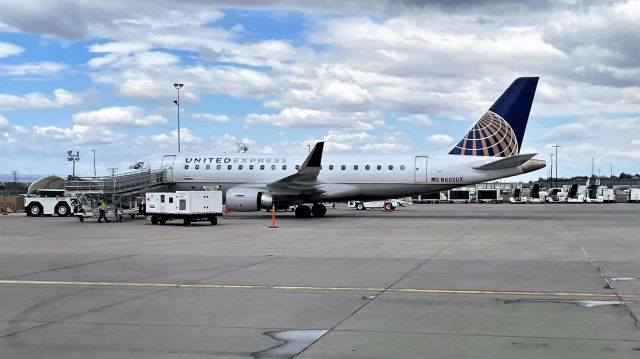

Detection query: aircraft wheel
(311, 203), (326, 217)
(295, 205), (312, 218)
(355, 203), (365, 210)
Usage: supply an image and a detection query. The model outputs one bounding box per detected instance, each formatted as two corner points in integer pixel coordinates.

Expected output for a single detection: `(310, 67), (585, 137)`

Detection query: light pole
(549, 154), (554, 187)
(173, 83), (184, 153)
(67, 150), (80, 177)
(552, 145), (561, 186)
(91, 149), (96, 177)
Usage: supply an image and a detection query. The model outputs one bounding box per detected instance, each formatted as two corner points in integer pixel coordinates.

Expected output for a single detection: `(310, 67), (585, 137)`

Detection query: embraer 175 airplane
(127, 77), (545, 218)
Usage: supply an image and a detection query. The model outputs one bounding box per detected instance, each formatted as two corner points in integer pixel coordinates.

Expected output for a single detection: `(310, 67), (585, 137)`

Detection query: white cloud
(89, 41), (151, 53)
(0, 89), (81, 110)
(0, 115), (10, 128)
(72, 106), (167, 127)
(134, 51), (179, 67)
(192, 113), (231, 123)
(0, 61), (68, 76)
(0, 41), (23, 57)
(397, 114), (434, 127)
(246, 107), (381, 129)
(361, 142), (411, 153)
(428, 134), (454, 144)
(147, 128), (202, 150)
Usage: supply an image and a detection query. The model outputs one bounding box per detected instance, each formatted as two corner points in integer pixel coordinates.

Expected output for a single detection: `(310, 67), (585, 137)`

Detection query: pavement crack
(580, 245), (640, 330)
(2, 254), (140, 280)
(296, 228), (474, 356)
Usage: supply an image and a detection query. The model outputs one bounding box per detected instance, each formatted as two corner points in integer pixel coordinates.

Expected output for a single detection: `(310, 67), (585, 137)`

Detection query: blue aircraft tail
(449, 77), (538, 157)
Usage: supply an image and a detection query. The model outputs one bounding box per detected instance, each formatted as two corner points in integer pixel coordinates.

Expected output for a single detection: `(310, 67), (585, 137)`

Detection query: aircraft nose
(520, 159), (546, 173)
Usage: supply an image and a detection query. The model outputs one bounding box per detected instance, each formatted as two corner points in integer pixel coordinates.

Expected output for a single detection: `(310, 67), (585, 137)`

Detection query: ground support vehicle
(447, 189), (471, 203)
(24, 190), (76, 217)
(628, 188), (640, 202)
(347, 199), (402, 210)
(477, 189), (502, 203)
(146, 191), (223, 226)
(598, 188), (615, 203)
(546, 188), (567, 203)
(509, 188), (526, 203)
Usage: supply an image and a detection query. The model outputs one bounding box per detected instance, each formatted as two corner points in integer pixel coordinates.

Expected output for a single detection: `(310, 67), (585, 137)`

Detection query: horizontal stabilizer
(472, 153), (537, 171)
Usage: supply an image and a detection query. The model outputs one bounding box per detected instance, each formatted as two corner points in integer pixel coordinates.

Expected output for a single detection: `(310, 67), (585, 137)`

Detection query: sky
(0, 0), (638, 181)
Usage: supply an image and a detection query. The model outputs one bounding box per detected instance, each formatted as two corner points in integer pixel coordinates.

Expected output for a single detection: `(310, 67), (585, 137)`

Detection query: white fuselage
(139, 152), (540, 203)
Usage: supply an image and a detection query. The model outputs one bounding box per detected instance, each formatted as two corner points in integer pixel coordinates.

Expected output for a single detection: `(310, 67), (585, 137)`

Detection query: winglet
(300, 142), (324, 169)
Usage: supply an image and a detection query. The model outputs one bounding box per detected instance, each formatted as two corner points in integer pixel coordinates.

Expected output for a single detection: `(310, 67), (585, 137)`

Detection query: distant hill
(0, 174), (46, 183)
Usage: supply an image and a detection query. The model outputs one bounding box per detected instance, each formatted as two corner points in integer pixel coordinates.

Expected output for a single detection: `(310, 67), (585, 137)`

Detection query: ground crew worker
(98, 198), (110, 223)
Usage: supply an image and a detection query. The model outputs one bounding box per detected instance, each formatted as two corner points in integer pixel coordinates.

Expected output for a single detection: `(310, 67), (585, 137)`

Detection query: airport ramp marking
(0, 279), (635, 299)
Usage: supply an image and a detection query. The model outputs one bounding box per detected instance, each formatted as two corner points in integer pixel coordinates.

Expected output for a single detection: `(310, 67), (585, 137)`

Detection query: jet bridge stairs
(65, 169), (172, 218)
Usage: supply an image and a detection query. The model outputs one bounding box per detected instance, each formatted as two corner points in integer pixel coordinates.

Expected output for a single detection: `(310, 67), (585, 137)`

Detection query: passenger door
(161, 155), (176, 182)
(414, 156), (428, 183)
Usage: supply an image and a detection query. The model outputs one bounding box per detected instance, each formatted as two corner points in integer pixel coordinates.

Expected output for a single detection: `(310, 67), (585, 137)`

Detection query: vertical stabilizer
(449, 77), (538, 157)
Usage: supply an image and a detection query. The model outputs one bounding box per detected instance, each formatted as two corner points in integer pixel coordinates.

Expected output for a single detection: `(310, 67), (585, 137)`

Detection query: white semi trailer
(146, 191), (223, 226)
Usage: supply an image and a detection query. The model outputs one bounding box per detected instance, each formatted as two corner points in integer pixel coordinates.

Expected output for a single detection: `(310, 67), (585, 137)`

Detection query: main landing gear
(294, 203), (326, 218)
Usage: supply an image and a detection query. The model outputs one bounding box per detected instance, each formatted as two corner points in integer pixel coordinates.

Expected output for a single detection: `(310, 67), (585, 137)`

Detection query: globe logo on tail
(448, 111), (519, 157)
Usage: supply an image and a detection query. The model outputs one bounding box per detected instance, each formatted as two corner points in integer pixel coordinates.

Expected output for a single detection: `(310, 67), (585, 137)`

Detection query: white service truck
(348, 199), (402, 210)
(24, 189), (76, 217)
(146, 191), (223, 226)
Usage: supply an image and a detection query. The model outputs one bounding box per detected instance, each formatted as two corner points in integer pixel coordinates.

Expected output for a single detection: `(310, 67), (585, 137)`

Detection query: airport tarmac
(0, 203), (639, 358)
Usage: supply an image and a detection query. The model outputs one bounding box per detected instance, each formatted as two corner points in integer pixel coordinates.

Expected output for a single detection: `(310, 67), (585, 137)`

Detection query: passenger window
(217, 165), (221, 170)
(195, 165), (200, 170)
(184, 165), (189, 169)
(389, 165), (393, 170)
(169, 197), (173, 203)
(341, 165), (346, 170)
(160, 195), (165, 203)
(206, 165), (210, 170)
(377, 165), (382, 170)
(238, 165), (243, 170)
(282, 165), (287, 170)
(354, 165), (358, 170)
(260, 165), (265, 170)
(329, 165), (334, 170)
(295, 165), (300, 170)
(271, 165), (276, 170)
(400, 165), (405, 170)
(227, 165), (232, 170)
(365, 165), (370, 170)
(250, 165), (254, 170)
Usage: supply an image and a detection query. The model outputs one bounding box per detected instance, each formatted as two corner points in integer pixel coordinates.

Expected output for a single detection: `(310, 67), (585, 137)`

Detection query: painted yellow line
(0, 280), (635, 299)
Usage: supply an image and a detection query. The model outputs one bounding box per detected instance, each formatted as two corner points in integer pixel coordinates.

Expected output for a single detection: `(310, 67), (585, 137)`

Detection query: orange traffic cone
(269, 203), (278, 228)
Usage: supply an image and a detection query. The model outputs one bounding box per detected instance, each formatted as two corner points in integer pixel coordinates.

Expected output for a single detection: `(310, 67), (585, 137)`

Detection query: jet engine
(226, 187), (273, 212)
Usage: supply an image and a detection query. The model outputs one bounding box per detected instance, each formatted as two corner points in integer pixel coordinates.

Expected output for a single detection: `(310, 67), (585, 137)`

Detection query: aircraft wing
(267, 142), (325, 194)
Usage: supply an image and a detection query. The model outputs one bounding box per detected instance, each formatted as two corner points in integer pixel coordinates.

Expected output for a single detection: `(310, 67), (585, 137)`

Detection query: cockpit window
(128, 161), (144, 170)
